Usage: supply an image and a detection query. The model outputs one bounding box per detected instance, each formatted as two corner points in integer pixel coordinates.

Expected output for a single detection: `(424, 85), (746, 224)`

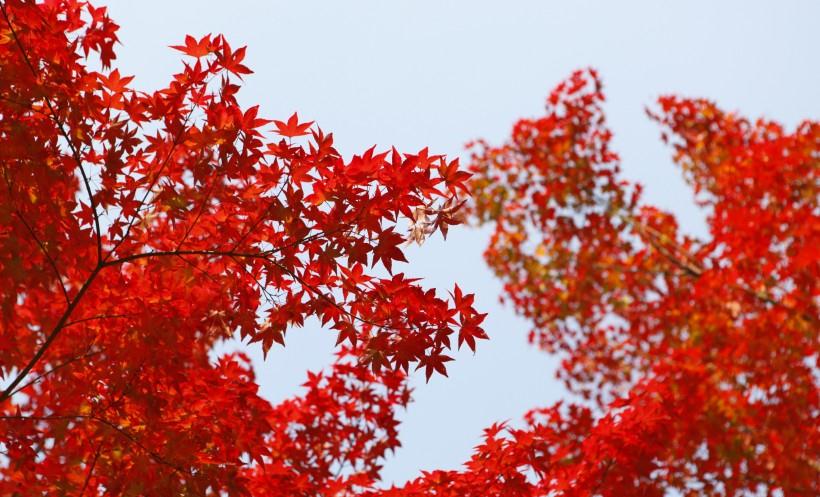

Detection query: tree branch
(78, 442), (102, 497)
(0, 264), (103, 403)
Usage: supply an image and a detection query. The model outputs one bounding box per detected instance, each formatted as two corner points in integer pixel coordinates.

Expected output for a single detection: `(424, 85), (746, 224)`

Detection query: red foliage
(1, 2), (816, 496)
(0, 1), (482, 494)
(458, 69), (818, 496)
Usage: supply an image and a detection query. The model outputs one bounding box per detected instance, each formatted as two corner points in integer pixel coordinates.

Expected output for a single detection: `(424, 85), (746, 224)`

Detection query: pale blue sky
(98, 0), (819, 485)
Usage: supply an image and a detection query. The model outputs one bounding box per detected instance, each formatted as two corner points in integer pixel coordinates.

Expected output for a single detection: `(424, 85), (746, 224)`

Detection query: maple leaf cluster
(0, 1), (817, 496)
(0, 1), (484, 494)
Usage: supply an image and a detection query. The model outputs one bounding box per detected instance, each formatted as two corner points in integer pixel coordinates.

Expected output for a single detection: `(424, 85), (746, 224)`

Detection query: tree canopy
(1, 2), (817, 496)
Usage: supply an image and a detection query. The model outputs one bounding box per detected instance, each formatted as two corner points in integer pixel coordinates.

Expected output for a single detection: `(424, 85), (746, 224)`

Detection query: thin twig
(7, 348), (101, 398)
(14, 210), (70, 304)
(78, 443), (102, 497)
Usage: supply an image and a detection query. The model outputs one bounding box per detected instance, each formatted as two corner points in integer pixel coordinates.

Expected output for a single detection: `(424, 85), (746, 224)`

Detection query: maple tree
(385, 70), (816, 496)
(1, 1), (817, 496)
(0, 1), (483, 494)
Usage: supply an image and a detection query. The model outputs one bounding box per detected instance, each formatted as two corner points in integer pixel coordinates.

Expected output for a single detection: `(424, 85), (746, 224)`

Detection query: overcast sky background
(98, 0), (819, 486)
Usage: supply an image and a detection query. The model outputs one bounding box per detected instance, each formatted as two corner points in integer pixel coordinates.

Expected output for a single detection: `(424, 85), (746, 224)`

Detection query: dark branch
(0, 265), (103, 403)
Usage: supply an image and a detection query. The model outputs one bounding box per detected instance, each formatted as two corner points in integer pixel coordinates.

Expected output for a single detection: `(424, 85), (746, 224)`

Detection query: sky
(98, 0), (819, 486)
